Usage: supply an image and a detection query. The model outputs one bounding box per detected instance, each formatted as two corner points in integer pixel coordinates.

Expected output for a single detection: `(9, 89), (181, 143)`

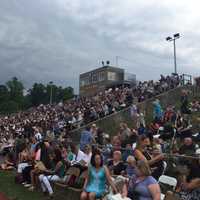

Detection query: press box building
(79, 65), (136, 96)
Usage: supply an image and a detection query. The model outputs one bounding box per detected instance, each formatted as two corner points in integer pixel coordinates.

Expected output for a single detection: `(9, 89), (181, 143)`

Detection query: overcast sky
(0, 0), (200, 93)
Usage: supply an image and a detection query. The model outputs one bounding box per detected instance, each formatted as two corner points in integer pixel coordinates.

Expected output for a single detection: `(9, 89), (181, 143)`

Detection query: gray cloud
(0, 0), (200, 93)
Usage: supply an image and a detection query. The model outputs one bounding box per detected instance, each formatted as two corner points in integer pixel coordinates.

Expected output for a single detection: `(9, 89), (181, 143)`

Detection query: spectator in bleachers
(112, 135), (122, 151)
(108, 151), (126, 176)
(180, 90), (190, 114)
(150, 147), (165, 181)
(177, 159), (200, 200)
(0, 151), (15, 170)
(81, 152), (117, 200)
(96, 128), (104, 146)
(126, 156), (136, 177)
(153, 99), (163, 123)
(80, 126), (95, 151)
(128, 160), (161, 200)
(128, 129), (138, 144)
(90, 124), (97, 139)
(134, 135), (165, 180)
(122, 143), (134, 162)
(38, 148), (65, 198)
(119, 123), (132, 148)
(179, 137), (196, 156)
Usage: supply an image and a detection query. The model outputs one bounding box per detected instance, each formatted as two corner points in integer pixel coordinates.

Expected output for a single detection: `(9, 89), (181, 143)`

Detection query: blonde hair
(114, 150), (122, 156)
(127, 155), (136, 164)
(113, 151), (122, 160)
(137, 160), (151, 176)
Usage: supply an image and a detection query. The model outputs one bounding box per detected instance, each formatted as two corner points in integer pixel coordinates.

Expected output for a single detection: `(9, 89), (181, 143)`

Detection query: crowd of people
(1, 74), (200, 200)
(0, 74), (180, 144)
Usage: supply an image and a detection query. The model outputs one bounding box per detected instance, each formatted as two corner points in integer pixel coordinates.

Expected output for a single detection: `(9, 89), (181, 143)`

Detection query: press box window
(108, 72), (117, 81)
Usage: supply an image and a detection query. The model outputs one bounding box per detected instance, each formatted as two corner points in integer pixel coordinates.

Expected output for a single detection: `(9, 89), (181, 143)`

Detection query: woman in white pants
(39, 149), (65, 198)
(39, 174), (62, 195)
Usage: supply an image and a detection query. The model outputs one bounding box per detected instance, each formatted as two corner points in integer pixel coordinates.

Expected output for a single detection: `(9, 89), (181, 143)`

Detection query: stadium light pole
(49, 81), (53, 105)
(116, 56), (119, 67)
(166, 33), (180, 74)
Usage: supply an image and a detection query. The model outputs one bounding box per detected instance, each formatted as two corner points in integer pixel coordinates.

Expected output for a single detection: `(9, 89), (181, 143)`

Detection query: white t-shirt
(35, 132), (42, 141)
(75, 150), (92, 166)
(76, 150), (85, 162)
(82, 152), (92, 166)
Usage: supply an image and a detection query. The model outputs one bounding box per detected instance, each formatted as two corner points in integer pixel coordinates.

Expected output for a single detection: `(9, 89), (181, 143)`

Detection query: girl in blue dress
(81, 152), (118, 200)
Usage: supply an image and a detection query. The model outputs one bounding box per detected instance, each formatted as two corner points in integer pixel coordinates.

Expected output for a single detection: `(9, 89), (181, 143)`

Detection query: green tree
(6, 77), (24, 105)
(29, 83), (47, 106)
(0, 85), (9, 103)
(62, 87), (74, 101)
(0, 77), (74, 113)
(46, 83), (74, 104)
(0, 100), (19, 114)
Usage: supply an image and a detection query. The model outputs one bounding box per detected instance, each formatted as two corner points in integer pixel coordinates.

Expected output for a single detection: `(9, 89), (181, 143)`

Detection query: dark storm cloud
(0, 0), (200, 93)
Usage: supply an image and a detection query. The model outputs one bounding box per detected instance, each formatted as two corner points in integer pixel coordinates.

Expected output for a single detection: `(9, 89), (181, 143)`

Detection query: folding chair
(162, 161), (167, 175)
(158, 175), (177, 200)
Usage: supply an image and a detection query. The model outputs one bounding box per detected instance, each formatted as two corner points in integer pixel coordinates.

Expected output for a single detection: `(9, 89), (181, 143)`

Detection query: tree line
(0, 77), (74, 114)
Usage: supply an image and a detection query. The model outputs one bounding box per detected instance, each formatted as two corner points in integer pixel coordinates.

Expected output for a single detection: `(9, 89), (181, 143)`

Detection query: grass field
(0, 171), (80, 200)
(0, 171), (44, 200)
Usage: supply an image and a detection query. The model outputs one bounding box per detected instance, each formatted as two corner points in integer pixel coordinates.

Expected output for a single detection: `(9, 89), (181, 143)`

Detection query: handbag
(34, 161), (46, 172)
